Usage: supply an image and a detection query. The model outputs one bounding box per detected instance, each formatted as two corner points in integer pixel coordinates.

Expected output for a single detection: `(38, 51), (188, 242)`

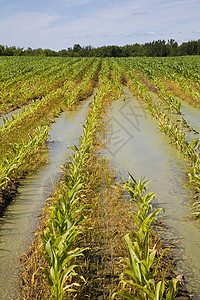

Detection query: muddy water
(104, 89), (200, 299)
(181, 101), (200, 136)
(0, 97), (91, 300)
(149, 91), (200, 138)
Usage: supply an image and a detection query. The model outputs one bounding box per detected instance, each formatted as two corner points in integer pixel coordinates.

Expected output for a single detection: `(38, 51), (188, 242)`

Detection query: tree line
(0, 39), (200, 57)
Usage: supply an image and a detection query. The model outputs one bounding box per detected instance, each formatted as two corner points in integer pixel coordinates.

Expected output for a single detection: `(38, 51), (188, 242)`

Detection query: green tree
(73, 44), (82, 52)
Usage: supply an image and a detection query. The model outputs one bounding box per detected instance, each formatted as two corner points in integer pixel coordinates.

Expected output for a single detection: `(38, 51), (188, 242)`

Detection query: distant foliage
(0, 39), (200, 57)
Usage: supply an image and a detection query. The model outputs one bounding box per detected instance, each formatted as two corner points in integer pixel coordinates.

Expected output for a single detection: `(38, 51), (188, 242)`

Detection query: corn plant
(114, 58), (200, 218)
(0, 126), (48, 189)
(112, 175), (179, 300)
(34, 75), (122, 298)
(64, 58), (101, 108)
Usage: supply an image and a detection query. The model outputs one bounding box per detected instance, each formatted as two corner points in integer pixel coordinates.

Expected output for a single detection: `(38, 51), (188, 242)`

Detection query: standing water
(181, 100), (200, 136)
(104, 89), (200, 299)
(0, 96), (91, 299)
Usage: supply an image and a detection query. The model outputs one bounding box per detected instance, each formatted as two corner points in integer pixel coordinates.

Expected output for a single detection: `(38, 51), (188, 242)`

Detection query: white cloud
(62, 0), (91, 7)
(0, 11), (61, 48)
(0, 11), (60, 31)
(0, 0), (199, 49)
(161, 0), (199, 7)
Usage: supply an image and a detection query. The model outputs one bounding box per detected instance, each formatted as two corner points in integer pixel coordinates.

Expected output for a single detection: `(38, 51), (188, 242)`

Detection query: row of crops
(0, 56), (200, 299)
(0, 57), (101, 213)
(110, 56), (200, 218)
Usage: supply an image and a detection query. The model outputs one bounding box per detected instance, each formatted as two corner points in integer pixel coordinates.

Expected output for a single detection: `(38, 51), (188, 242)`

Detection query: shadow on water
(0, 96), (92, 300)
(103, 88), (200, 299)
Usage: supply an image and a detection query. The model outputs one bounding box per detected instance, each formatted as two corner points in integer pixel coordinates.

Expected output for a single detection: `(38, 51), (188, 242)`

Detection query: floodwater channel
(149, 91), (200, 139)
(181, 101), (200, 137)
(104, 89), (200, 299)
(0, 97), (91, 299)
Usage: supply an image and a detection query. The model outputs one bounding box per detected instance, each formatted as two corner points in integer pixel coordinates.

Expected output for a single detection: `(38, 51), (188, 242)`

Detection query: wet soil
(135, 70), (159, 93)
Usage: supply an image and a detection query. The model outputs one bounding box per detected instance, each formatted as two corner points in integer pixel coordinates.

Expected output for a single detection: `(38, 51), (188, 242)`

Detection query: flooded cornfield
(104, 89), (200, 299)
(0, 97), (91, 299)
(0, 56), (200, 299)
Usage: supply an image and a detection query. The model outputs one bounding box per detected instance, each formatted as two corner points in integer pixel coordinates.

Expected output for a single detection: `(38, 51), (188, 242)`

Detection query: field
(0, 56), (200, 299)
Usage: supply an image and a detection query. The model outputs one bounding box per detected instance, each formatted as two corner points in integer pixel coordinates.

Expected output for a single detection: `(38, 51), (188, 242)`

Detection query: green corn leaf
(111, 291), (138, 300)
(166, 278), (179, 300)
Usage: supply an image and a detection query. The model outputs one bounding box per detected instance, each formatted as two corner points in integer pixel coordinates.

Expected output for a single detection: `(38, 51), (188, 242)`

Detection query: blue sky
(0, 0), (200, 50)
